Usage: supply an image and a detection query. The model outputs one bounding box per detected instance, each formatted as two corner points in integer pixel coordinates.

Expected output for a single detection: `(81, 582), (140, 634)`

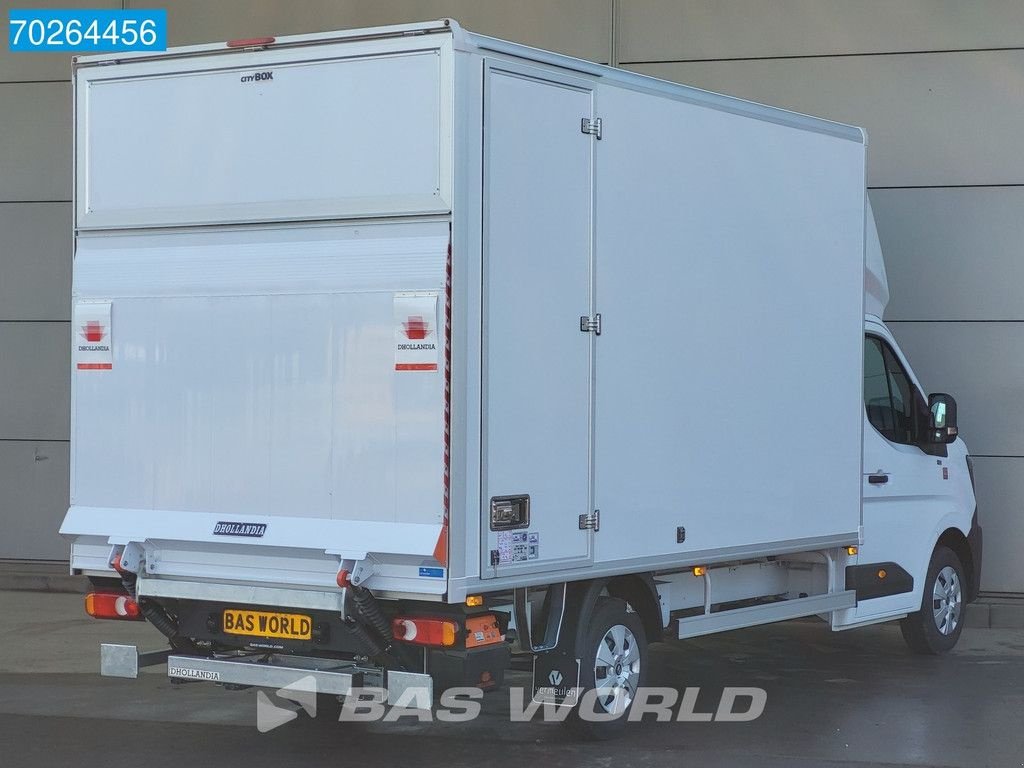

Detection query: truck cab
(833, 202), (982, 650)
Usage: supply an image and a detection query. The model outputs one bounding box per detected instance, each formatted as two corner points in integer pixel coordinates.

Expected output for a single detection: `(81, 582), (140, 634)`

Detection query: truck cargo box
(63, 20), (866, 606)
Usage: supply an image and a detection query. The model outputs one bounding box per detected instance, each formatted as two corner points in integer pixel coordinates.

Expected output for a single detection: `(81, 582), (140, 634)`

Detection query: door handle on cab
(867, 474), (889, 484)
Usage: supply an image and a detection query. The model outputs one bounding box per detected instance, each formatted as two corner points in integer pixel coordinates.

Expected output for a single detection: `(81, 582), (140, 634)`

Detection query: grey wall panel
(618, 0), (1024, 63)
(0, 322), (69, 441)
(629, 51), (1024, 188)
(0, 0), (119, 83)
(129, 0), (612, 61)
(970, 457), (1024, 594)
(0, 440), (69, 560)
(0, 83), (72, 201)
(0, 2), (1017, 592)
(871, 188), (1024, 322)
(0, 203), (71, 322)
(888, 322), (1024, 457)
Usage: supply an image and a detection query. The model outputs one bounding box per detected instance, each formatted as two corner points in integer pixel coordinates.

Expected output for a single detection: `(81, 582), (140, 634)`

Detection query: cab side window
(864, 336), (928, 445)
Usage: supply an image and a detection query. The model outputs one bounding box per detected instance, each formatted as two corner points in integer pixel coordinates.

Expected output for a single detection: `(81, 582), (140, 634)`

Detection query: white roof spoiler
(864, 195), (889, 319)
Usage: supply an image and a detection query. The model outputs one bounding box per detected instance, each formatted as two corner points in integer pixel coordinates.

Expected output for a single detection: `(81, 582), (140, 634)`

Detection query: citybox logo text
(241, 71), (273, 83)
(257, 679), (767, 731)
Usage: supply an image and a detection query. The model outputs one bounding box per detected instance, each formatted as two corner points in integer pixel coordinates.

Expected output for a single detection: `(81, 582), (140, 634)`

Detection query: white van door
(855, 326), (953, 622)
(480, 64), (596, 578)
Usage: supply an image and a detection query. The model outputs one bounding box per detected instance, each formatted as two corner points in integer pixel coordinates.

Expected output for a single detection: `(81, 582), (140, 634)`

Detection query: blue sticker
(9, 9), (168, 53)
(419, 566), (444, 578)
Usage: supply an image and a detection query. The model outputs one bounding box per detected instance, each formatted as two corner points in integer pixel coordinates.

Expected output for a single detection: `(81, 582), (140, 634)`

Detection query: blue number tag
(8, 9), (168, 53)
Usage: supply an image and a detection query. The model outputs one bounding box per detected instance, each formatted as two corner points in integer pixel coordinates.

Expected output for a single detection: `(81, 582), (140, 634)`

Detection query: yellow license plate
(222, 609), (312, 640)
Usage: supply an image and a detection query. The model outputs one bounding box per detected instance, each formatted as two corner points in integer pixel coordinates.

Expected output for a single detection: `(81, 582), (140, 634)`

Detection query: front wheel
(564, 597), (647, 739)
(900, 545), (966, 654)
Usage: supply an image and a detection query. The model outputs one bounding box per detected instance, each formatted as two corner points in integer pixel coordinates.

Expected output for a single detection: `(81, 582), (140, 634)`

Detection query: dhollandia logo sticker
(74, 301), (113, 370)
(212, 521), (267, 538)
(394, 293), (439, 372)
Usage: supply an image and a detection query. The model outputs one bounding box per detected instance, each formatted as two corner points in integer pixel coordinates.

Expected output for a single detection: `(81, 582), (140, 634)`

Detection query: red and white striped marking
(433, 238), (453, 566)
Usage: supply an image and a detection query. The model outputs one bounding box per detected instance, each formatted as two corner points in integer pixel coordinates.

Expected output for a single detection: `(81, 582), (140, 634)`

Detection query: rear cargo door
(65, 221), (449, 587)
(480, 63), (596, 577)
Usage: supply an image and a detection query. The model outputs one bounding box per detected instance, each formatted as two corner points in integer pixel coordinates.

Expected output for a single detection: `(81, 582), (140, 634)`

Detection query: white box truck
(62, 19), (982, 736)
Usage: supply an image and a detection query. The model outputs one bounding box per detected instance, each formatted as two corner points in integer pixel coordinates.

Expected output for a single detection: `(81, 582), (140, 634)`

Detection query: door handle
(868, 474), (889, 484)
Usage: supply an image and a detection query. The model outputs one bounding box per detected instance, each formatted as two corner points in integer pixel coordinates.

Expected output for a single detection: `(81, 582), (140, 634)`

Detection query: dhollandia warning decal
(394, 293), (439, 372)
(75, 301), (113, 370)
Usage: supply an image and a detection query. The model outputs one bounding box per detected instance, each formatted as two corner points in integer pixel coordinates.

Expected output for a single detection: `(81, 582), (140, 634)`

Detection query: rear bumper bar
(100, 644), (432, 705)
(166, 652), (379, 696)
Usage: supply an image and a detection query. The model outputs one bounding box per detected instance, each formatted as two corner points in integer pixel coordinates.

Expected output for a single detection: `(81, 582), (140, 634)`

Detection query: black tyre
(564, 597), (647, 739)
(900, 545), (966, 655)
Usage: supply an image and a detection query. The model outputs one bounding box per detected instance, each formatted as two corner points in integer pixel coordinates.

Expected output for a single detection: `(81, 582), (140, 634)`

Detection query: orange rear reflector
(433, 520), (449, 567)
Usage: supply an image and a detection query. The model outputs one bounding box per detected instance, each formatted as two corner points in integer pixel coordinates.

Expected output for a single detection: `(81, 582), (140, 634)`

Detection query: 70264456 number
(8, 9), (167, 52)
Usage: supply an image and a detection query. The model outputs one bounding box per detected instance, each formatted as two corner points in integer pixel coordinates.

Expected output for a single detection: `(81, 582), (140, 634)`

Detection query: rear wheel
(900, 545), (966, 654)
(564, 597), (646, 739)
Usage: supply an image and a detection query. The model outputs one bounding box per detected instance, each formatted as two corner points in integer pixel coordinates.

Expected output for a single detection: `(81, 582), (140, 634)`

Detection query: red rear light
(392, 616), (457, 647)
(226, 36), (275, 48)
(85, 592), (144, 621)
(336, 569), (351, 588)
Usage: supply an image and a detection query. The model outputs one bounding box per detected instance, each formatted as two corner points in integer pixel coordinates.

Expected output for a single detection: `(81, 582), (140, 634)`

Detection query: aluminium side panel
(591, 81), (865, 566)
(449, 36), (864, 596)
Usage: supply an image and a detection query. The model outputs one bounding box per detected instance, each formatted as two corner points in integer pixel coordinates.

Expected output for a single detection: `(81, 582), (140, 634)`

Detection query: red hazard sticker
(74, 302), (113, 370)
(394, 294), (438, 372)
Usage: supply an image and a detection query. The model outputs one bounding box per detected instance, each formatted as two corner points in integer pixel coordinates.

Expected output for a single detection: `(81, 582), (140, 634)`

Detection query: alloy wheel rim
(932, 565), (962, 636)
(593, 623), (641, 714)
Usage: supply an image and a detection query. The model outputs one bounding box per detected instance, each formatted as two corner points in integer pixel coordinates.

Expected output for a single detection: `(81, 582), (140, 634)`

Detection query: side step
(677, 590), (856, 639)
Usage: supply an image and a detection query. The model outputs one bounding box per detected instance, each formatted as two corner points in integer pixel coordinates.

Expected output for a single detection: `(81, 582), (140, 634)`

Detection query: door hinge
(578, 509), (600, 532)
(580, 117), (602, 140)
(579, 313), (602, 335)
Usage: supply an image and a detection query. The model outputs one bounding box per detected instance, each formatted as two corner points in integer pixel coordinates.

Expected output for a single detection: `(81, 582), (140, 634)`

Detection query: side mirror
(928, 393), (959, 444)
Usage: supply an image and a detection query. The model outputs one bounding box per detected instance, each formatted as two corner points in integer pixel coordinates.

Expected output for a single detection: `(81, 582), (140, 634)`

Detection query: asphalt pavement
(1, 590), (1022, 767)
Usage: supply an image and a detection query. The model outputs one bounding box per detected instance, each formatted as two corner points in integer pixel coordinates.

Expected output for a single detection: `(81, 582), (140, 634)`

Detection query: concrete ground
(1, 591), (1023, 768)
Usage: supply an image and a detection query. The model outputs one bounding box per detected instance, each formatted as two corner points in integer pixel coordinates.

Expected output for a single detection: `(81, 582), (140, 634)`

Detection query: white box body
(63, 21), (866, 603)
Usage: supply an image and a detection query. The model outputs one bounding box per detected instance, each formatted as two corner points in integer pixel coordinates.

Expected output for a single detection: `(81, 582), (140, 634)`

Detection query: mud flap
(532, 651), (581, 707)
